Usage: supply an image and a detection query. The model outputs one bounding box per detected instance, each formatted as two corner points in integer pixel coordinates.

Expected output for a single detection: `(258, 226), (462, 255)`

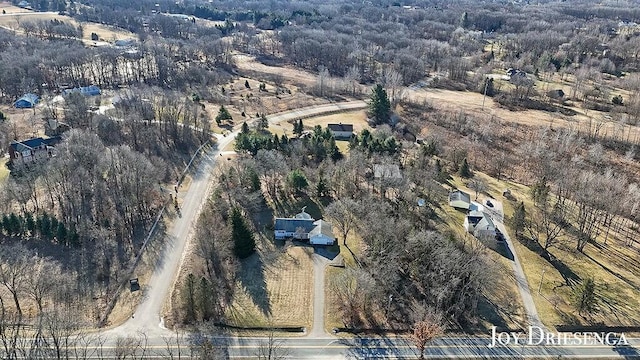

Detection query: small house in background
(449, 190), (471, 210)
(14, 93), (39, 108)
(373, 164), (402, 179)
(327, 123), (354, 139)
(464, 210), (496, 239)
(308, 220), (335, 245)
(8, 136), (61, 166)
(63, 85), (101, 97)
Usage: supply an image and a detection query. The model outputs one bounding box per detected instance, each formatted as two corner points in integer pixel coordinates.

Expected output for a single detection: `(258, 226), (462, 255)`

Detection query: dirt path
(309, 253), (330, 338)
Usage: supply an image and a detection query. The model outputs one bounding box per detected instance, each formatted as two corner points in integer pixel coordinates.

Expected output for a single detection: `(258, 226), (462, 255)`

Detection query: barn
(14, 93), (39, 108)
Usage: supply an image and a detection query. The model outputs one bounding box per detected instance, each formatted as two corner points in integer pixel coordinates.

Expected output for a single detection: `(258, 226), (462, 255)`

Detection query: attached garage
(308, 220), (335, 246)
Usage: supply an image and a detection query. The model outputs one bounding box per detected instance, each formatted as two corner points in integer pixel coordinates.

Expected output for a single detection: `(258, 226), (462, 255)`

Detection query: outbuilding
(449, 190), (471, 210)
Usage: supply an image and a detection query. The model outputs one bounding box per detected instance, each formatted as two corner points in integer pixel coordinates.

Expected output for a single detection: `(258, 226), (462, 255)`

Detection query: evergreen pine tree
(40, 214), (52, 240)
(241, 122), (250, 134)
(511, 202), (526, 238)
(369, 84), (391, 125)
(25, 213), (35, 236)
(8, 213), (21, 236)
(293, 119), (304, 136)
(56, 222), (67, 244)
(198, 277), (214, 321)
(458, 158), (472, 178)
(316, 176), (328, 197)
(216, 105), (232, 125)
(182, 273), (197, 323)
(572, 277), (598, 316)
(244, 80), (251, 89)
(231, 208), (256, 259)
(258, 114), (268, 130)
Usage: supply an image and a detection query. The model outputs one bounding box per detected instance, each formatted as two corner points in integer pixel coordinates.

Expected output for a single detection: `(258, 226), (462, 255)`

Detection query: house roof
(63, 85), (101, 96)
(327, 123), (354, 132)
(274, 218), (315, 233)
(476, 214), (495, 231)
(449, 190), (471, 204)
(15, 93), (39, 105)
(10, 136), (60, 152)
(374, 164), (402, 179)
(309, 220), (335, 239)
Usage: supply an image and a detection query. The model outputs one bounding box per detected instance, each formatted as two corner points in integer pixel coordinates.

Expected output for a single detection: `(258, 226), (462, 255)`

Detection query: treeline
(0, 28), (231, 101)
(2, 88), (211, 319)
(1, 211), (79, 246)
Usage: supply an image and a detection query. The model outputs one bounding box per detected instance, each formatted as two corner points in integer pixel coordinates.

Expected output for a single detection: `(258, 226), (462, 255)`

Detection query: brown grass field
(451, 172), (640, 330)
(225, 246), (314, 328)
(0, 7), (136, 43)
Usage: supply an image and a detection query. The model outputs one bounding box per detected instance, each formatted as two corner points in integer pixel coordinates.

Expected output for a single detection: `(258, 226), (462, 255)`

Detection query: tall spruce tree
(231, 208), (256, 259)
(198, 277), (214, 321)
(182, 273), (197, 323)
(369, 84), (391, 125)
(458, 158), (472, 178)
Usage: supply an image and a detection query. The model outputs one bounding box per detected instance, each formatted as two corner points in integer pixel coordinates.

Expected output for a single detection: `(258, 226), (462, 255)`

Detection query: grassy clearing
(225, 246), (314, 328)
(0, 11), (136, 43)
(466, 173), (640, 329)
(324, 232), (365, 332)
(0, 158), (9, 182)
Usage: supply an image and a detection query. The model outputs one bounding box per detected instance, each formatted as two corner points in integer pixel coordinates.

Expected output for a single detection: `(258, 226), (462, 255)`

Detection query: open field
(454, 172), (640, 329)
(0, 2), (30, 14)
(269, 110), (370, 139)
(237, 54), (640, 146)
(0, 10), (136, 43)
(225, 246), (314, 328)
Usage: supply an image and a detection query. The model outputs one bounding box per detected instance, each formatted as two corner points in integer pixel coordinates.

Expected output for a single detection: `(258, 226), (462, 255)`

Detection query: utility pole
(538, 268), (546, 294)
(482, 76), (489, 110)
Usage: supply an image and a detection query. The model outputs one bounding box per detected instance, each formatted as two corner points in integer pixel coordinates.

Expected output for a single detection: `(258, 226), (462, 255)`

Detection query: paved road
(25, 335), (640, 359)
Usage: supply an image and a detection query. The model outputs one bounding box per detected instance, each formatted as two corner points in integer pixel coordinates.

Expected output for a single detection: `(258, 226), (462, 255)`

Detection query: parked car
(486, 200), (494, 208)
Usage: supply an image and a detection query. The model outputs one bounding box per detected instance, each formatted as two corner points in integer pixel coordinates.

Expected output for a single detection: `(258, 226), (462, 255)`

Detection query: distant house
(464, 210), (496, 239)
(14, 93), (39, 108)
(17, 0), (30, 8)
(273, 210), (336, 245)
(449, 190), (471, 210)
(8, 136), (61, 166)
(308, 220), (335, 245)
(373, 164), (402, 179)
(63, 85), (101, 96)
(327, 123), (354, 139)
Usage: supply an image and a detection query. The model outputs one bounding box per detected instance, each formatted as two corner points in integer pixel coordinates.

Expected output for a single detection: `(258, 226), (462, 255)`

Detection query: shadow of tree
(517, 237), (580, 285)
(238, 251), (270, 317)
